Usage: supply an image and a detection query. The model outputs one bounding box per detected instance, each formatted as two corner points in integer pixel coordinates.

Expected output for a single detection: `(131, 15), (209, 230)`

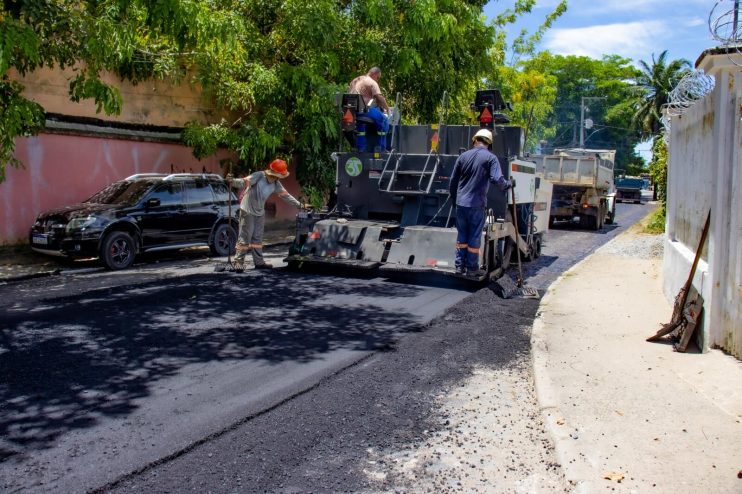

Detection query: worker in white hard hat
(448, 128), (513, 277)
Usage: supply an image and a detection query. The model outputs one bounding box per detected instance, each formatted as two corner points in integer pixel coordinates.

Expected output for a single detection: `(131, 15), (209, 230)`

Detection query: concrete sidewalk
(532, 227), (742, 492)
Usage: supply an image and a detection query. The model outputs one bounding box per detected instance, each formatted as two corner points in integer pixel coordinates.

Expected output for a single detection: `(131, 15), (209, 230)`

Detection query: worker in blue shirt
(449, 128), (512, 276)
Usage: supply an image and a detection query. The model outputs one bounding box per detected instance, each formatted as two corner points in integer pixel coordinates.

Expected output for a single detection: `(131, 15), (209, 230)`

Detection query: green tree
(632, 50), (691, 136)
(0, 0), (240, 182)
(489, 66), (557, 152)
(182, 0), (544, 192)
(522, 53), (644, 172)
(649, 135), (668, 203)
(632, 50), (691, 201)
(2, 0), (563, 194)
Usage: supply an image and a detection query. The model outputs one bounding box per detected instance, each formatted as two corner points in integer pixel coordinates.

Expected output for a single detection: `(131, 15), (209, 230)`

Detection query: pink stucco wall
(1, 133), (301, 244)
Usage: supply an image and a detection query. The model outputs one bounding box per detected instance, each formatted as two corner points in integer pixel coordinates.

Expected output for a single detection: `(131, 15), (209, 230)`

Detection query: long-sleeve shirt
(449, 146), (508, 208)
(232, 171), (300, 216)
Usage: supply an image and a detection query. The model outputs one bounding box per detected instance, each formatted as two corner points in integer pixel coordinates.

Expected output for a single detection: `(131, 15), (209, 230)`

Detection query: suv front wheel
(101, 231), (137, 270)
(210, 223), (236, 257)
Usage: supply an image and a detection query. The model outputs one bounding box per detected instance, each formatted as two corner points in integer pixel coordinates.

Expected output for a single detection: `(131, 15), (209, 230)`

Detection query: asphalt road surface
(0, 197), (654, 493)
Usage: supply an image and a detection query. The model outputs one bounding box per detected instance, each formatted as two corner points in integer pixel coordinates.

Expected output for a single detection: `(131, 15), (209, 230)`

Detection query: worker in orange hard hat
(227, 159), (305, 270)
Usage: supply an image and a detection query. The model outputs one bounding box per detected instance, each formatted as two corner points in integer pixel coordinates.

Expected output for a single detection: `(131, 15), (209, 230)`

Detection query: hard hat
(266, 159), (289, 178)
(472, 129), (493, 144)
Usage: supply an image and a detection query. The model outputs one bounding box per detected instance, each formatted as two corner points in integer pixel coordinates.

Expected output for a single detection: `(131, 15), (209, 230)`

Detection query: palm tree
(633, 51), (691, 202)
(632, 50), (691, 136)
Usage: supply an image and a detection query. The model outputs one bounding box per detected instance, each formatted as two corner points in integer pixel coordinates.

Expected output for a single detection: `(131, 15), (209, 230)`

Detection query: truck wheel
(101, 231), (136, 270)
(589, 215), (599, 230)
(605, 211), (614, 224)
(580, 214), (599, 230)
(210, 222), (236, 256)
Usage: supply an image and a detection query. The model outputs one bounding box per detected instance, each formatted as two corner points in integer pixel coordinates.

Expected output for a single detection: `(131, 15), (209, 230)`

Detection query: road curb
(531, 254), (595, 493)
(0, 268), (60, 284)
(530, 224), (653, 492)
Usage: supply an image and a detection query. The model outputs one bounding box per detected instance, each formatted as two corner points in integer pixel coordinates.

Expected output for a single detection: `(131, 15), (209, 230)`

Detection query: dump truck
(615, 176), (643, 204)
(284, 89), (553, 282)
(532, 148), (616, 230)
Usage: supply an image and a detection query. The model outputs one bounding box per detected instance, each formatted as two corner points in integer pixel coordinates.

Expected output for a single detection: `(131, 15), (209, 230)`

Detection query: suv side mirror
(145, 198), (161, 208)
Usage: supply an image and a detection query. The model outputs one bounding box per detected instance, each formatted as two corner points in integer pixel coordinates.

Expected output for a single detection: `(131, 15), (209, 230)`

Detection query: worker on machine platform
(348, 67), (390, 151)
(449, 128), (512, 277)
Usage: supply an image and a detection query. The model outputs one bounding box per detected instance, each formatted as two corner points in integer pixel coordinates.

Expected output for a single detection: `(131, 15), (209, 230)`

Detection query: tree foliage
(649, 134), (668, 204)
(632, 50), (691, 137)
(519, 52), (644, 172)
(2, 0), (565, 192)
(0, 0), (240, 182)
(183, 0), (509, 191)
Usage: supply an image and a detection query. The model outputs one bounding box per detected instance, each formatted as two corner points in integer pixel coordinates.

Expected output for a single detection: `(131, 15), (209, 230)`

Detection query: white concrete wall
(664, 52), (742, 359)
(663, 88), (714, 349)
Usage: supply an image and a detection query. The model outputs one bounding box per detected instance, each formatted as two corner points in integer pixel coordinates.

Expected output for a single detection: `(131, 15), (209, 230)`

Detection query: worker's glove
(508, 178), (516, 189)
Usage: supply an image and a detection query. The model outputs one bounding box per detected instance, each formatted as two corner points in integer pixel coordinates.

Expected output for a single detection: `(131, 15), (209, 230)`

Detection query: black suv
(29, 173), (238, 270)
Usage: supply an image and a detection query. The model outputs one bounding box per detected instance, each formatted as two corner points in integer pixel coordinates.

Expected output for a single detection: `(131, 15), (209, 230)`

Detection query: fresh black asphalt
(0, 200), (653, 493)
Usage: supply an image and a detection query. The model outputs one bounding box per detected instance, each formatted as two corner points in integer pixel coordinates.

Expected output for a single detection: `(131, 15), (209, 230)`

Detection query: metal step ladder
(377, 154), (440, 195)
(377, 91), (448, 196)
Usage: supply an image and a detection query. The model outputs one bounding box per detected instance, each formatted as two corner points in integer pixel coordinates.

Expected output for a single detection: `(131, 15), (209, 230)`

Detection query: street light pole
(579, 96), (606, 148)
(580, 97), (586, 148)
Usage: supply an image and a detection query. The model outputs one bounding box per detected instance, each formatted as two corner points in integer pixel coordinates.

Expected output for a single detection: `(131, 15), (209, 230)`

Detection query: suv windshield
(86, 180), (154, 205)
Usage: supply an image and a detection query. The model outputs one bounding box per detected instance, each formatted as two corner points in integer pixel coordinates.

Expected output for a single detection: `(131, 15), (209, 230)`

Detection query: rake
(214, 167), (244, 273)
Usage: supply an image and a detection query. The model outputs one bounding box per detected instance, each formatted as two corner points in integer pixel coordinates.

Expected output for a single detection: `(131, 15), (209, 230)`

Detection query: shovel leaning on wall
(646, 210), (710, 351)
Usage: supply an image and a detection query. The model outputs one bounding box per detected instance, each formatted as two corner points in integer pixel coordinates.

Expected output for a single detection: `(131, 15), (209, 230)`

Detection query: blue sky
(485, 0), (718, 67)
(484, 0), (721, 160)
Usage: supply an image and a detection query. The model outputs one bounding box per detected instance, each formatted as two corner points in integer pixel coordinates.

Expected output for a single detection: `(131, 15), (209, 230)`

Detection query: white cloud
(570, 0), (710, 16)
(580, 0), (656, 14)
(534, 0), (564, 9)
(684, 16), (706, 28)
(544, 21), (670, 61)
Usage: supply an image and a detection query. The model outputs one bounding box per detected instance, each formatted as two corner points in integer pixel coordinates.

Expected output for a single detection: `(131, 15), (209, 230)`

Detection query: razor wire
(709, 0), (742, 65)
(661, 70), (715, 142)
(661, 1), (738, 141)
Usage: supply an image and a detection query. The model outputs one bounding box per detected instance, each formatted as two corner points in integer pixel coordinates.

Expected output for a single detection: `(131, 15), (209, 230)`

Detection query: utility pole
(579, 96), (606, 148)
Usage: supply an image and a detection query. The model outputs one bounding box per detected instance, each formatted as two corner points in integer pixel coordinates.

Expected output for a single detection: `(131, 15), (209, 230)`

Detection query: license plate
(32, 234), (49, 245)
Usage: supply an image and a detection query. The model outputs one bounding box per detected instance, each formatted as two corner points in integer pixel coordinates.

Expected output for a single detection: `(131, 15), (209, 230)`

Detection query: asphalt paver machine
(285, 89), (553, 282)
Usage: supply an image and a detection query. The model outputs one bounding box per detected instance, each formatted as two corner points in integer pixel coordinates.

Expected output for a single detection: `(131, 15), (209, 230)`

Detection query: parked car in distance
(29, 173), (238, 270)
(615, 177), (643, 204)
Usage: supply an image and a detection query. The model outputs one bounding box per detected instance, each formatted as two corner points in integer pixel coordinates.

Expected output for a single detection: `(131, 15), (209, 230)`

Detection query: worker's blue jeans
(455, 206), (486, 271)
(356, 108), (389, 151)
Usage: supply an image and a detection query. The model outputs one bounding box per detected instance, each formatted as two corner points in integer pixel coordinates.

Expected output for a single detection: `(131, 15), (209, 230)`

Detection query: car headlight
(66, 215), (103, 232)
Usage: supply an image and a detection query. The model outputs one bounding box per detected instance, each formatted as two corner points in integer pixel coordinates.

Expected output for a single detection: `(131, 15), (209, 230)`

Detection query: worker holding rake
(228, 159), (303, 270)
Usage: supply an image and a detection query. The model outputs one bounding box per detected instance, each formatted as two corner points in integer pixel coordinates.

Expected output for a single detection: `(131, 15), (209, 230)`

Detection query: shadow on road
(0, 271), (424, 461)
(548, 221), (620, 235)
